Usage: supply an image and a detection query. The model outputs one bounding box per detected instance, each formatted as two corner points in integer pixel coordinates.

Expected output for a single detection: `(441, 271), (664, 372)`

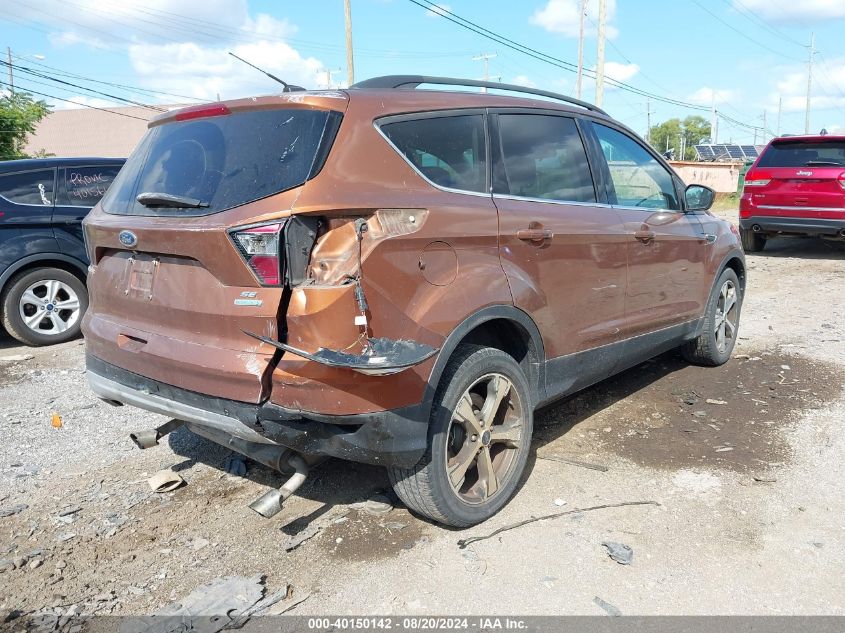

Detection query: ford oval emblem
(118, 230), (138, 248)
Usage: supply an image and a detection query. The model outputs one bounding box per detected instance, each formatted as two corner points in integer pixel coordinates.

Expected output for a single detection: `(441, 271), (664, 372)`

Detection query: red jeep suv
(740, 135), (845, 251)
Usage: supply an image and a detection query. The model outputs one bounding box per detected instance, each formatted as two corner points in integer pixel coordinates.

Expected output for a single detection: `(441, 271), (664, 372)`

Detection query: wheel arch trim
(0, 254), (88, 293)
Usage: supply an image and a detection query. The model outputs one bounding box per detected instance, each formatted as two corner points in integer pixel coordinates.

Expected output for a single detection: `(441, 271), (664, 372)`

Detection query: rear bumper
(739, 215), (845, 237)
(86, 354), (429, 468)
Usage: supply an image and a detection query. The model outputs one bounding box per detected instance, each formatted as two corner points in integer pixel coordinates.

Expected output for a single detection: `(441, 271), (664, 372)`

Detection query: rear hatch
(82, 96), (346, 403)
(745, 137), (845, 217)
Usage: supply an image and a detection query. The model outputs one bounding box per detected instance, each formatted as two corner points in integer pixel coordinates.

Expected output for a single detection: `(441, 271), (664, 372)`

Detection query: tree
(647, 115), (711, 161)
(0, 91), (51, 160)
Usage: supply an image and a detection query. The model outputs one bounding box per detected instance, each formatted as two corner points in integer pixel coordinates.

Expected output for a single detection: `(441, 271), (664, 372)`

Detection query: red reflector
(174, 104), (231, 121)
(249, 255), (280, 286)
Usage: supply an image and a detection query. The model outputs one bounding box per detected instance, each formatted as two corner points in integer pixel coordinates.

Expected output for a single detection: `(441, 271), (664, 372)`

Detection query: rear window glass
(380, 114), (487, 193)
(102, 108), (340, 216)
(757, 141), (845, 168)
(0, 169), (55, 206)
(60, 165), (122, 207)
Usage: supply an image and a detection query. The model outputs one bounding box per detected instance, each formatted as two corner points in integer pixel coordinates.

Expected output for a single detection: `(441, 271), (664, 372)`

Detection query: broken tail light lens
(230, 222), (285, 286)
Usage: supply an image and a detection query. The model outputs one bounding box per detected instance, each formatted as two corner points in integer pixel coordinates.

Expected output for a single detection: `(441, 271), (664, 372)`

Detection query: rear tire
(740, 227), (766, 252)
(681, 267), (742, 367)
(1, 267), (88, 346)
(388, 345), (533, 527)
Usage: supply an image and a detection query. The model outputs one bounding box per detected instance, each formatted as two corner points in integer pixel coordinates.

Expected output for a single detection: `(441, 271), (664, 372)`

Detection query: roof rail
(349, 75), (607, 116)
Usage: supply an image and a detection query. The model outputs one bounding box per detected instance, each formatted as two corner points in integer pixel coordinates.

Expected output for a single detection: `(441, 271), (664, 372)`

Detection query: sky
(2, 0), (845, 145)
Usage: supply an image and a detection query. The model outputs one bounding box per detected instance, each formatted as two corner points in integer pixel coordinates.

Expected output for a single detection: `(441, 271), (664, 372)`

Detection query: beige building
(24, 104), (185, 158)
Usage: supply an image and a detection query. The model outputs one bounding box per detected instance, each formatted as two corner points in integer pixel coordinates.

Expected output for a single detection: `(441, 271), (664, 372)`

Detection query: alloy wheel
(18, 280), (82, 337)
(445, 373), (524, 504)
(714, 279), (738, 353)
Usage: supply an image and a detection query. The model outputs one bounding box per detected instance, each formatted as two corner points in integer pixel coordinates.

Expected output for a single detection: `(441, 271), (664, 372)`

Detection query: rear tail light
(744, 179), (770, 187)
(839, 172), (845, 190)
(229, 222), (285, 286)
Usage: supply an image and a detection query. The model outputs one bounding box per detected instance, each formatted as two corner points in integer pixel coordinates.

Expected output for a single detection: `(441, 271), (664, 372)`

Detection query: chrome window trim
(372, 113), (492, 199)
(492, 192), (611, 209)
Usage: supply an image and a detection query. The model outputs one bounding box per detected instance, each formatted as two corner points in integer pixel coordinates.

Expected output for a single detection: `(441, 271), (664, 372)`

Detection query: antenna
(228, 52), (306, 92)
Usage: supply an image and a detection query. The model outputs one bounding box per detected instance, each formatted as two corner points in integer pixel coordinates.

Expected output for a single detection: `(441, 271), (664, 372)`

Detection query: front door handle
(517, 228), (554, 243)
(634, 229), (656, 244)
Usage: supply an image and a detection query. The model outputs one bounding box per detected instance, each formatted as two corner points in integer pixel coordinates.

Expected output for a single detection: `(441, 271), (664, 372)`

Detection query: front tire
(1, 267), (88, 346)
(681, 267), (742, 366)
(740, 227), (766, 252)
(388, 345), (533, 527)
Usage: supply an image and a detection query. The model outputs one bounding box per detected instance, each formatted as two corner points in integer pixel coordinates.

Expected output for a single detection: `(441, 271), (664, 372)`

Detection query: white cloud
(687, 87), (737, 105)
(769, 57), (845, 114)
(426, 3), (452, 18)
(16, 0), (328, 104)
(604, 61), (639, 83)
(733, 0), (845, 23)
(50, 95), (120, 110)
(530, 0), (619, 39)
(129, 39), (324, 102)
(511, 75), (537, 88)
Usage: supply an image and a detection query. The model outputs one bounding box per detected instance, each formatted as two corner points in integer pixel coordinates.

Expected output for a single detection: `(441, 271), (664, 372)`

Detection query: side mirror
(685, 184), (715, 212)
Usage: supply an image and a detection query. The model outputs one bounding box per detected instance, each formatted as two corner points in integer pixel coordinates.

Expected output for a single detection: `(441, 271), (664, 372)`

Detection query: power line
(0, 80), (152, 121)
(725, 0), (806, 48)
(689, 0), (803, 62)
(1, 60), (166, 112)
(408, 0), (718, 112)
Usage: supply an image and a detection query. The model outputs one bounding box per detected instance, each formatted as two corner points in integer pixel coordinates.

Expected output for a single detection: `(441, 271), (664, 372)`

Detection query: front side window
(380, 114), (487, 193)
(60, 165), (122, 207)
(0, 169), (55, 206)
(496, 114), (596, 203)
(593, 123), (679, 210)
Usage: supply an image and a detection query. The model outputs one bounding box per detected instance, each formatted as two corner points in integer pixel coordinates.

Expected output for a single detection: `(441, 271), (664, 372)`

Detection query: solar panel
(726, 145), (745, 159)
(740, 145), (759, 158)
(695, 145), (715, 160)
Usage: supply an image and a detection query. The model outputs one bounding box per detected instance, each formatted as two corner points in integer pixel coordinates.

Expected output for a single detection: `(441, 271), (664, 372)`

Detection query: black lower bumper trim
(85, 354), (429, 468)
(740, 215), (845, 236)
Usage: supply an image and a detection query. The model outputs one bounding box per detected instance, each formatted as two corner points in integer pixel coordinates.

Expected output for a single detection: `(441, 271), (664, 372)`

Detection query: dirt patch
(317, 508), (429, 562)
(536, 351), (844, 472)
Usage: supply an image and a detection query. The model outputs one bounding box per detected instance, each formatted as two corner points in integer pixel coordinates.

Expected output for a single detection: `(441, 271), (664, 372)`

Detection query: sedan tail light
(229, 222), (285, 286)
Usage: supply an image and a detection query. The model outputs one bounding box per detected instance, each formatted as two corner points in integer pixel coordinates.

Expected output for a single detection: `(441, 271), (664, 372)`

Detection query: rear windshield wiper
(804, 160), (843, 166)
(136, 192), (209, 209)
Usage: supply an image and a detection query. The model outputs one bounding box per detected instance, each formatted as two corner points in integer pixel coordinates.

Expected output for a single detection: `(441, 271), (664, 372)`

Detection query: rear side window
(380, 114), (487, 193)
(102, 108), (341, 216)
(0, 169), (55, 206)
(496, 114), (595, 202)
(593, 123), (680, 210)
(60, 165), (122, 207)
(757, 141), (845, 167)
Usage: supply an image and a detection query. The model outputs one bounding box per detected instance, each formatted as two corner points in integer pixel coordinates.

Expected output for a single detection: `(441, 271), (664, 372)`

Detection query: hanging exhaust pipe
(248, 454), (309, 519)
(130, 419), (183, 449)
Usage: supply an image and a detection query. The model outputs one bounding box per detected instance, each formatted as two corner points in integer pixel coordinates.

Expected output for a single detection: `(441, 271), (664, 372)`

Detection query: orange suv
(82, 76), (745, 527)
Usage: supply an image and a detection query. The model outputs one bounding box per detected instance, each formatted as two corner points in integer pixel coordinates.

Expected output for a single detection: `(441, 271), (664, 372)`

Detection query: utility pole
(6, 47), (12, 92)
(595, 0), (607, 107)
(776, 96), (782, 137)
(762, 109), (767, 143)
(344, 0), (355, 86)
(646, 98), (652, 143)
(804, 32), (814, 134)
(576, 0), (587, 99)
(323, 68), (341, 89)
(711, 94), (719, 144)
(472, 53), (497, 92)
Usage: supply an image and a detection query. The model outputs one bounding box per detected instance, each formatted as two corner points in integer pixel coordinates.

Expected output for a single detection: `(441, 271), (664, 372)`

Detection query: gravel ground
(1, 214), (844, 620)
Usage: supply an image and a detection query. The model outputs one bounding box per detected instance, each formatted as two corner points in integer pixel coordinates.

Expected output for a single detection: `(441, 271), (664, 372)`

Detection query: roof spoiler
(350, 75), (607, 115)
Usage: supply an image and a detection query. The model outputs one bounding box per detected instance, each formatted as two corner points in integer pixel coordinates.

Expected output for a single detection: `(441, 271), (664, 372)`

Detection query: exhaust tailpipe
(249, 454), (309, 518)
(130, 419), (183, 450)
(752, 224), (762, 232)
(839, 228), (845, 238)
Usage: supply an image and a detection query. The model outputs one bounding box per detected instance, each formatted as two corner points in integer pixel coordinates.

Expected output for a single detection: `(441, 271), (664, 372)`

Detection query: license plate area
(124, 255), (159, 301)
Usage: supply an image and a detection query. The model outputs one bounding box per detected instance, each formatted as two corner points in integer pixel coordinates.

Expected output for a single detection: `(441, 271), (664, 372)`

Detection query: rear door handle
(634, 229), (656, 244)
(517, 228), (554, 242)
